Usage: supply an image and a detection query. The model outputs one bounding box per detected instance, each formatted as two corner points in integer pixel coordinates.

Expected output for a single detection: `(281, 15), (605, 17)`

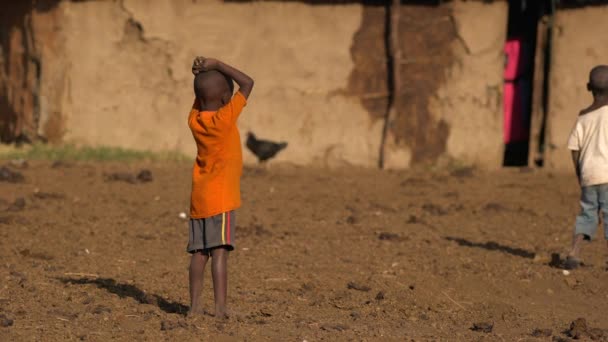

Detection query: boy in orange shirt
(187, 56), (254, 318)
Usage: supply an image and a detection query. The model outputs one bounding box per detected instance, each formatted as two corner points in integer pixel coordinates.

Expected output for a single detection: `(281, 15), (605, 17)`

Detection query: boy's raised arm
(194, 57), (254, 99)
(216, 61), (254, 99)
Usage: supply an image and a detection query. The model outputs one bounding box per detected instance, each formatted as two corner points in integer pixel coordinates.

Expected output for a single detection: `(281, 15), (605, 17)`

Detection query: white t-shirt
(567, 105), (608, 186)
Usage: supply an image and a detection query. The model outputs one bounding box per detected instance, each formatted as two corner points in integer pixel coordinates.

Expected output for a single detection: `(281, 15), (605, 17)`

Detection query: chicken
(246, 132), (288, 163)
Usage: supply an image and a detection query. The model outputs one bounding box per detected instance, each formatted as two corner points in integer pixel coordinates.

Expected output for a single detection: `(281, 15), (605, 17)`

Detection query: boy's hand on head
(193, 58), (253, 99)
(192, 57), (221, 75)
(192, 56), (206, 75)
(200, 58), (220, 72)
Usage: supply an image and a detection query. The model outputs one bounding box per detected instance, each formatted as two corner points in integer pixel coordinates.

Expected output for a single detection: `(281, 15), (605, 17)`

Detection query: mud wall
(58, 0), (381, 167)
(545, 6), (608, 171)
(386, 1), (506, 169)
(432, 2), (507, 169)
(1, 0), (508, 168)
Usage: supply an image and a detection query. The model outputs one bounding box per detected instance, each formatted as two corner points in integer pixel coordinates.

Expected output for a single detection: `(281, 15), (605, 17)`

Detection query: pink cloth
(504, 38), (522, 80)
(503, 38), (528, 143)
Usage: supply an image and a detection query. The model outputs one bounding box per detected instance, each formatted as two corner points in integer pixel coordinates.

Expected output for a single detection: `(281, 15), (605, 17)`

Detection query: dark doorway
(502, 0), (542, 166)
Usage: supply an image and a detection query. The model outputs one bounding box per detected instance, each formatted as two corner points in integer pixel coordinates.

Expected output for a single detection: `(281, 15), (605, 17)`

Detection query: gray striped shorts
(186, 211), (235, 254)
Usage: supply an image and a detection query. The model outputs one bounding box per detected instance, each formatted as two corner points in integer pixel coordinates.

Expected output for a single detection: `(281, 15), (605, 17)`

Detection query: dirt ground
(1, 161), (607, 341)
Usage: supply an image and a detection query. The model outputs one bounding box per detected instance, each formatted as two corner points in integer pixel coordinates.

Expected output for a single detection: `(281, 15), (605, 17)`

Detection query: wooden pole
(528, 15), (549, 167)
(379, 0), (401, 169)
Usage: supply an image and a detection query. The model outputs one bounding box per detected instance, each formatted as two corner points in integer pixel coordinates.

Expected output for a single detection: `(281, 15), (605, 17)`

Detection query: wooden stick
(528, 13), (550, 167)
(264, 277), (288, 282)
(379, 0), (402, 169)
(63, 272), (99, 278)
(441, 291), (467, 310)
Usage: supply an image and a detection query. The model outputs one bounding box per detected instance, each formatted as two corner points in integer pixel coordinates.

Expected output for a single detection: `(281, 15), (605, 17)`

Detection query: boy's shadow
(444, 236), (536, 259)
(58, 277), (189, 316)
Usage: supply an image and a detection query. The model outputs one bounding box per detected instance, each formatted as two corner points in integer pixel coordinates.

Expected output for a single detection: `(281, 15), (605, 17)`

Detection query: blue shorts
(574, 184), (608, 240)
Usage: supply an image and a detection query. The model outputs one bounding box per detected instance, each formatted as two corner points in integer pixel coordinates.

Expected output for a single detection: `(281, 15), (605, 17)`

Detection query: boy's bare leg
(564, 234), (586, 269)
(211, 247), (229, 318)
(568, 233), (586, 260)
(189, 251), (209, 315)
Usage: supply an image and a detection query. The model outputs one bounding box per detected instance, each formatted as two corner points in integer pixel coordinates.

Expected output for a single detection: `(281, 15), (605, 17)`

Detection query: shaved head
(193, 70), (234, 105)
(589, 65), (608, 95)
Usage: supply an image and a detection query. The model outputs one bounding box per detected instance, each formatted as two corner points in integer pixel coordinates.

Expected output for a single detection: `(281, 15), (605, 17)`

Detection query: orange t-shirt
(188, 91), (247, 218)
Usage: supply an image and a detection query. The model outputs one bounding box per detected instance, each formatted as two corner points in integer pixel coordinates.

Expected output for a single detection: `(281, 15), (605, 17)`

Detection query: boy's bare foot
(214, 311), (229, 320)
(212, 307), (243, 320)
(564, 256), (582, 270)
(187, 307), (206, 317)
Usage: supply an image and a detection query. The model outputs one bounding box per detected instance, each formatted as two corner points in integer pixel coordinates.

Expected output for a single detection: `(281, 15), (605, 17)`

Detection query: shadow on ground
(444, 236), (535, 259)
(58, 277), (189, 315)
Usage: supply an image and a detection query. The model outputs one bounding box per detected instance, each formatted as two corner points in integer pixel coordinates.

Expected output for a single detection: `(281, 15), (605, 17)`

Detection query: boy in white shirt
(566, 65), (608, 269)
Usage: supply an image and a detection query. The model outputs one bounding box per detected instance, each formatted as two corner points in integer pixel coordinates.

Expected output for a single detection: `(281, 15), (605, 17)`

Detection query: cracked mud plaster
(118, 1), (178, 83)
(0, 1), (64, 143)
(348, 4), (456, 165)
(0, 3), (38, 143)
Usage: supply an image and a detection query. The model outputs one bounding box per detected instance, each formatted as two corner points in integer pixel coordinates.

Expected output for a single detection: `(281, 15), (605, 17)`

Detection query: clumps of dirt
(422, 203), (447, 216)
(160, 319), (187, 331)
(375, 291), (385, 300)
(0, 314), (14, 328)
(564, 277), (582, 290)
(400, 178), (428, 187)
(258, 309), (272, 318)
(51, 160), (72, 168)
(238, 224), (272, 238)
(565, 317), (606, 340)
(104, 169), (153, 184)
(345, 215), (358, 225)
(320, 323), (349, 332)
(378, 232), (400, 241)
(9, 271), (27, 285)
(470, 322), (493, 333)
(8, 159), (28, 169)
(406, 215), (422, 224)
(19, 249), (54, 261)
(445, 191), (459, 198)
(347, 282), (371, 292)
(91, 305), (111, 315)
(531, 328), (552, 337)
(300, 282), (314, 293)
(566, 318), (588, 339)
(6, 197), (26, 212)
(0, 216), (14, 224)
(33, 192), (65, 200)
(483, 203), (507, 212)
(0, 166), (24, 183)
(450, 167), (475, 178)
(136, 169), (153, 182)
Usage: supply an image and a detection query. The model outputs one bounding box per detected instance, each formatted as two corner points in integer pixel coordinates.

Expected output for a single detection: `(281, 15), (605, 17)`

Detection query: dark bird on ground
(246, 132), (288, 163)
